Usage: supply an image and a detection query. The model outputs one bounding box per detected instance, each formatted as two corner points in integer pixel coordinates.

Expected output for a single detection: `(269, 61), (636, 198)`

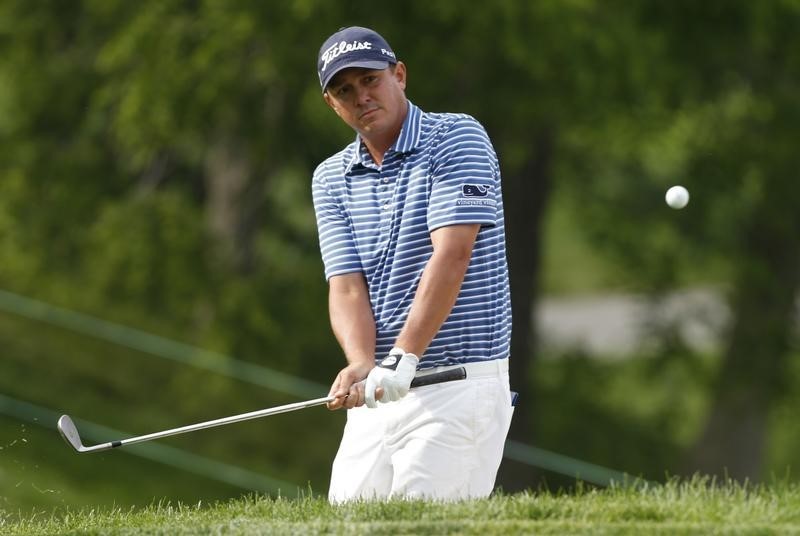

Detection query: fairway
(3, 478), (798, 535)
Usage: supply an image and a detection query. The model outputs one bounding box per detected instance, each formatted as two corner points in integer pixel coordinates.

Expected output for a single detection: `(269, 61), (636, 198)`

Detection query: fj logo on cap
(321, 40), (373, 72)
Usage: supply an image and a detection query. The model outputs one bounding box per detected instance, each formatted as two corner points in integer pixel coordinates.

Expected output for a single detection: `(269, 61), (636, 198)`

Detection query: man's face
(323, 62), (407, 138)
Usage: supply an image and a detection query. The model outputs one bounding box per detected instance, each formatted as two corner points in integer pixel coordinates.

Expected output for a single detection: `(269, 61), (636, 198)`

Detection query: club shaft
(112, 396), (333, 450)
(69, 367), (467, 453)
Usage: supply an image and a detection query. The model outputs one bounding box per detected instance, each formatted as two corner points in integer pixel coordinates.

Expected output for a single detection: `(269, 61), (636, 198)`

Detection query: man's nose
(355, 84), (371, 104)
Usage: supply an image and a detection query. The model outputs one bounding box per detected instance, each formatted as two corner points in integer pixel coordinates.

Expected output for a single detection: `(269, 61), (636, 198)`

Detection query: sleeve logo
(462, 184), (490, 197)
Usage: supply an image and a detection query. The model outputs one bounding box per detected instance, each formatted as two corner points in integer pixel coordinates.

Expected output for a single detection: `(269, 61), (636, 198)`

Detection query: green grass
(3, 478), (799, 535)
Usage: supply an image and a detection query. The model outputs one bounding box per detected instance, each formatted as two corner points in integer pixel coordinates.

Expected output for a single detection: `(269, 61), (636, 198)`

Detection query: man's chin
(359, 118), (382, 132)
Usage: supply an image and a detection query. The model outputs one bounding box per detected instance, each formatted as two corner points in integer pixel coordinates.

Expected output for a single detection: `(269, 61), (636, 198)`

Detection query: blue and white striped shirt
(312, 102), (511, 369)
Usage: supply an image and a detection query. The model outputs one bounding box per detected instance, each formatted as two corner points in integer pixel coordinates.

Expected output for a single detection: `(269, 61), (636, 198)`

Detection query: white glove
(364, 347), (419, 408)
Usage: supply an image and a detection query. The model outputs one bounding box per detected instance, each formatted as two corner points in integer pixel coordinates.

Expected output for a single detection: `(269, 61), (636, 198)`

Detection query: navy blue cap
(317, 26), (397, 91)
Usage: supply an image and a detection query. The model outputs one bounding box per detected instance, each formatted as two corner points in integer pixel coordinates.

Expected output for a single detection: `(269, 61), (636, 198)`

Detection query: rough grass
(2, 477), (799, 535)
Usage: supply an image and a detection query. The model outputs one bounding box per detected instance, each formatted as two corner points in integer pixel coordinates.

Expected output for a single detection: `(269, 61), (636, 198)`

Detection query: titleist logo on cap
(320, 40), (374, 72)
(317, 27), (397, 90)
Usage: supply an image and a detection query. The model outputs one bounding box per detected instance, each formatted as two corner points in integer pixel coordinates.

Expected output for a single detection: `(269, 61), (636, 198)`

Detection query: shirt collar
(391, 101), (422, 154)
(344, 100), (423, 174)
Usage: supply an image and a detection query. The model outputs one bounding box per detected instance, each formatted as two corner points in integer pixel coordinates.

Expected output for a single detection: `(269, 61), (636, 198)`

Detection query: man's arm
(394, 223), (480, 356)
(326, 272), (377, 409)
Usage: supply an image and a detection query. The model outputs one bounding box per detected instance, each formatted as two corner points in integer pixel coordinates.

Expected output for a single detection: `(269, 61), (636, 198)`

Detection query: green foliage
(0, 0), (339, 375)
(83, 192), (209, 312)
(532, 350), (715, 483)
(559, 1), (800, 293)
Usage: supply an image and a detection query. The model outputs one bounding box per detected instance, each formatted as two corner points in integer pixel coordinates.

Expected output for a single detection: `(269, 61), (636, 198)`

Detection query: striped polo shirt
(312, 101), (511, 369)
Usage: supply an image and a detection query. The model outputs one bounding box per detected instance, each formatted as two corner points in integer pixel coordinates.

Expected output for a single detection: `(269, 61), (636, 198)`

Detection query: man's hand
(327, 361), (374, 410)
(364, 348), (419, 408)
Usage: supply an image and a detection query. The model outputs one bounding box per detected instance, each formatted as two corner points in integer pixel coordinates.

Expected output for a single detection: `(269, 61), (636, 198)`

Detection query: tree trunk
(496, 127), (555, 492)
(204, 138), (261, 274)
(687, 199), (800, 481)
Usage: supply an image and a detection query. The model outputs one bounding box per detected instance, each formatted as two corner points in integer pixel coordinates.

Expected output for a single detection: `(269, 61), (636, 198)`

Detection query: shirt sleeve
(427, 115), (500, 232)
(311, 168), (363, 280)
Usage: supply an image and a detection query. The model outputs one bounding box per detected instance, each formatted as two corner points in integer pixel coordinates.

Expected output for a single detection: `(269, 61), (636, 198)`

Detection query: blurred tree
(563, 0), (800, 481)
(643, 1), (800, 481)
(0, 0), (348, 498)
(0, 0), (340, 377)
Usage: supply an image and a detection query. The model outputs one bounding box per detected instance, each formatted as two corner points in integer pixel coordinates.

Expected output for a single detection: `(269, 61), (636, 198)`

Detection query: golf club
(58, 366), (467, 453)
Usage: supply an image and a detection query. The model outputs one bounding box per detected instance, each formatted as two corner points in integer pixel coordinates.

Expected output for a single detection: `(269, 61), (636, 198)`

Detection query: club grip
(409, 366), (467, 388)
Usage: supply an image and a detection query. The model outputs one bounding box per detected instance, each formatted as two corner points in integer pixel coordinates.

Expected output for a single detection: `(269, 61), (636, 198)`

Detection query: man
(312, 26), (513, 502)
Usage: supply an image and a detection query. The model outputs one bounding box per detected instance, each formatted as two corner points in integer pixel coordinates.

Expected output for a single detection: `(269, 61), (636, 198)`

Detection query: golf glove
(364, 347), (419, 408)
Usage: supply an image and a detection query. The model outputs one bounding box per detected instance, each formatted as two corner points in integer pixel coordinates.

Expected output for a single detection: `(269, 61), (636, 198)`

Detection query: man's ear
(394, 61), (407, 90)
(323, 92), (341, 116)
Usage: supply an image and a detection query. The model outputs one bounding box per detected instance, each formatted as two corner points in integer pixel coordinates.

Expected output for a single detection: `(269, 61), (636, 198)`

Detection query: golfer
(312, 26), (513, 502)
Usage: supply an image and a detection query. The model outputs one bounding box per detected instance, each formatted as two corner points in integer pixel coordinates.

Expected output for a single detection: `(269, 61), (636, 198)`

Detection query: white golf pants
(328, 358), (513, 502)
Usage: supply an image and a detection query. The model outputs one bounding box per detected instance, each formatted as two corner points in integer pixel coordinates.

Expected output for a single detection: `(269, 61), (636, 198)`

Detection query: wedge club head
(58, 414), (86, 452)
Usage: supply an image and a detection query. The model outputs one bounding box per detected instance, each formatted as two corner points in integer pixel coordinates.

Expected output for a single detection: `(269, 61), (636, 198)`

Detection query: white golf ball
(665, 185), (690, 209)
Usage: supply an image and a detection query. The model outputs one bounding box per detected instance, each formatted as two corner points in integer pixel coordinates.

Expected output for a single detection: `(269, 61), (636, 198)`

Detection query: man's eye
(335, 87), (350, 97)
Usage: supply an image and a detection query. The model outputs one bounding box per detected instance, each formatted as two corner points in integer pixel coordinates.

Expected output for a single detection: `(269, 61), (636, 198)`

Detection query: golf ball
(665, 185), (690, 209)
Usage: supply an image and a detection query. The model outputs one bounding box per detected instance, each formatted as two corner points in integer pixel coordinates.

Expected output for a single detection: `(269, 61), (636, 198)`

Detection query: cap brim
(321, 60), (390, 91)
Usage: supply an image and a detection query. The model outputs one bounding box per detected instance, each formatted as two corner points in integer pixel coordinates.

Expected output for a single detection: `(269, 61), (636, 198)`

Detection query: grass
(2, 478), (799, 535)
